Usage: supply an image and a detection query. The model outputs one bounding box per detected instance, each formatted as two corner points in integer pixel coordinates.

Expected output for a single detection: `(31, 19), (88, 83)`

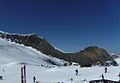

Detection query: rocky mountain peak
(0, 31), (115, 66)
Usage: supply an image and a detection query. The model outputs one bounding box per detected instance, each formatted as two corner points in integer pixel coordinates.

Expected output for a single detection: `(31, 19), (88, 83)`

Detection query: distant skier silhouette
(70, 77), (73, 83)
(75, 69), (78, 76)
(33, 76), (36, 82)
(105, 67), (107, 73)
(2, 69), (5, 72)
(101, 74), (104, 80)
(0, 76), (3, 80)
(118, 73), (120, 81)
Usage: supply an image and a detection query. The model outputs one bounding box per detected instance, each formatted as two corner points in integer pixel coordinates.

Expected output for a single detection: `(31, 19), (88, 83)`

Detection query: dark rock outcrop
(66, 46), (113, 66)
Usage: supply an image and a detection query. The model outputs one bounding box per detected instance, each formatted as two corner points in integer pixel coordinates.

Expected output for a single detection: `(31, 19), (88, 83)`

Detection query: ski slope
(0, 38), (65, 65)
(0, 37), (120, 83)
(0, 64), (120, 83)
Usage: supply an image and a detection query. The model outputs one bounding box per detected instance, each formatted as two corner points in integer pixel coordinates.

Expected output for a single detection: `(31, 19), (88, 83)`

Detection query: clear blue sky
(0, 0), (120, 52)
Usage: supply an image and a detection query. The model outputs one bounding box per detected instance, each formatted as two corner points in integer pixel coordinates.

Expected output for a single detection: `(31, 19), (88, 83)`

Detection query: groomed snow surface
(0, 64), (120, 83)
(0, 38), (120, 83)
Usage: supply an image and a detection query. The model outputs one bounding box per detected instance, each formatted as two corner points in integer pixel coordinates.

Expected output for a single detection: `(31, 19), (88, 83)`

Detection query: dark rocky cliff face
(66, 46), (113, 66)
(0, 32), (66, 59)
(0, 32), (113, 66)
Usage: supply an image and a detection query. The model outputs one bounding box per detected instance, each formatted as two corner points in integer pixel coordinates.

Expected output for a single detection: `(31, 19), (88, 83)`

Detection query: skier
(33, 76), (36, 82)
(2, 69), (5, 72)
(101, 74), (104, 80)
(0, 76), (3, 80)
(118, 73), (120, 82)
(105, 67), (107, 73)
(75, 69), (78, 76)
(70, 78), (73, 83)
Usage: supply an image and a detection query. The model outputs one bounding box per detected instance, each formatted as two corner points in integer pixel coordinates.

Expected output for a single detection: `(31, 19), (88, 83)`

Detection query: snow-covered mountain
(0, 31), (114, 66)
(0, 31), (120, 83)
(110, 53), (120, 65)
(0, 37), (66, 66)
(0, 31), (67, 62)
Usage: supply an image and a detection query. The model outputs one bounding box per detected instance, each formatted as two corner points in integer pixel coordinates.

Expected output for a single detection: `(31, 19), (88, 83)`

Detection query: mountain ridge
(0, 31), (114, 66)
(0, 37), (67, 66)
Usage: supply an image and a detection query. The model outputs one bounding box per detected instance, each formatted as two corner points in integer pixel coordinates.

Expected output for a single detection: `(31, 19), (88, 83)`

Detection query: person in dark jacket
(101, 74), (104, 80)
(33, 76), (36, 82)
(75, 69), (78, 76)
(105, 67), (107, 73)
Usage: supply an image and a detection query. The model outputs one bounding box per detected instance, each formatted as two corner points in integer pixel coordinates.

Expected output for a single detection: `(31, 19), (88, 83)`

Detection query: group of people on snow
(100, 67), (108, 80)
(32, 66), (119, 83)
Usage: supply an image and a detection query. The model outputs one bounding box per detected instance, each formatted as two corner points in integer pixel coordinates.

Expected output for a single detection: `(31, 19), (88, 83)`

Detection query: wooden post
(21, 67), (24, 83)
(21, 65), (27, 83)
(24, 65), (26, 83)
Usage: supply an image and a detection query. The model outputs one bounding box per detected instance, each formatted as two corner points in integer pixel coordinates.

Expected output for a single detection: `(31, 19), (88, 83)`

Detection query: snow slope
(0, 38), (65, 65)
(0, 37), (120, 83)
(110, 53), (120, 65)
(0, 64), (120, 83)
